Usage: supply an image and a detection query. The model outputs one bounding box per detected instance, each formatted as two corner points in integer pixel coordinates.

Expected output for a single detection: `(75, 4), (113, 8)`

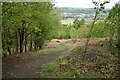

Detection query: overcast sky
(54, 0), (119, 8)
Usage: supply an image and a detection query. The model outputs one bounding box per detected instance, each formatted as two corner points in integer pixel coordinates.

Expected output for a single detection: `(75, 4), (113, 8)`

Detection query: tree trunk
(30, 35), (32, 51)
(19, 32), (24, 53)
(39, 44), (42, 49)
(25, 39), (27, 52)
(84, 7), (98, 53)
(20, 38), (23, 53)
(18, 21), (26, 53)
(7, 29), (12, 55)
(16, 33), (19, 53)
(7, 47), (11, 55)
(18, 27), (25, 53)
(3, 54), (6, 57)
(24, 34), (27, 52)
(34, 41), (37, 50)
(39, 39), (44, 49)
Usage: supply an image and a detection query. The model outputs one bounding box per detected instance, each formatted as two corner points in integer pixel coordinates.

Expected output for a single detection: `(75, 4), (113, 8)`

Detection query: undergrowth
(36, 41), (119, 78)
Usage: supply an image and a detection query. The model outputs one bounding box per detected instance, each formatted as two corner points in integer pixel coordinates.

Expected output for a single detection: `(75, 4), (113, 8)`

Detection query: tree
(2, 2), (61, 56)
(106, 2), (120, 48)
(92, 21), (109, 38)
(84, 0), (110, 53)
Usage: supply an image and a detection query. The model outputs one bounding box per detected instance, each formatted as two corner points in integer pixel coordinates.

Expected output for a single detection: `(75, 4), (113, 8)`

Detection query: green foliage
(55, 19), (112, 39)
(76, 25), (89, 38)
(37, 42), (119, 78)
(2, 2), (61, 55)
(106, 3), (120, 47)
(73, 17), (85, 29)
(68, 27), (77, 38)
(91, 21), (109, 38)
(57, 20), (110, 39)
(54, 20), (89, 39)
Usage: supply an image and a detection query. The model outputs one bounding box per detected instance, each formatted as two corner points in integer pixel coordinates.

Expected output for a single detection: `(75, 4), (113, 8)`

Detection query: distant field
(61, 18), (92, 25)
(61, 20), (74, 25)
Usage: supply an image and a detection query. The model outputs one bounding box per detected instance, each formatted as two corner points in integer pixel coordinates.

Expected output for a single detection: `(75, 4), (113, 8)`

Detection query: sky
(54, 0), (120, 8)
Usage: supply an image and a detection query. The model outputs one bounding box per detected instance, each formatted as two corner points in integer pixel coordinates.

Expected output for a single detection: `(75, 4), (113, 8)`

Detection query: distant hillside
(57, 7), (110, 21)
(57, 7), (110, 14)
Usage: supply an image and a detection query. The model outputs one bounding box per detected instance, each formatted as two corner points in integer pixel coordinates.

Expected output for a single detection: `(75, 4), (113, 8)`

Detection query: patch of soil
(97, 48), (109, 53)
(43, 39), (70, 48)
(66, 39), (101, 47)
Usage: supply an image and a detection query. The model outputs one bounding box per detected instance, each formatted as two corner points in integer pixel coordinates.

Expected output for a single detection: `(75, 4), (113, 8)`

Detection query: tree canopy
(2, 2), (61, 55)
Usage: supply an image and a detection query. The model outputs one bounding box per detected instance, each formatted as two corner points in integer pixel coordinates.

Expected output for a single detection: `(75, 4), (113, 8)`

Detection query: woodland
(1, 0), (120, 78)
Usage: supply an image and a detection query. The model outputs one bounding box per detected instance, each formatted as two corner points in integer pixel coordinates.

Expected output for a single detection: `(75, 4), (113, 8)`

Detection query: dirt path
(2, 39), (103, 78)
(2, 44), (68, 78)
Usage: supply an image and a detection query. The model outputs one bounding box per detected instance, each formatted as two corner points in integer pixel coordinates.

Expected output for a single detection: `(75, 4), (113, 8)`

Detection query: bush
(76, 25), (89, 38)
